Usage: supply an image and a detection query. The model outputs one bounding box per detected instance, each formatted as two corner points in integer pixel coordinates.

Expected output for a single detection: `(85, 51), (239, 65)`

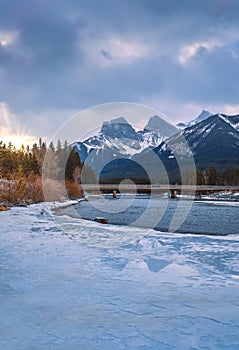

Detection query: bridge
(82, 184), (239, 195)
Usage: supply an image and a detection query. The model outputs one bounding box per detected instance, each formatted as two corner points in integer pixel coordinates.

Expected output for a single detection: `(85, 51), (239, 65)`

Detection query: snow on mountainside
(138, 115), (177, 149)
(120, 113), (239, 182)
(73, 111), (239, 180)
(100, 117), (139, 140)
(154, 113), (239, 170)
(73, 117), (142, 167)
(177, 110), (213, 129)
(73, 115), (177, 172)
(219, 113), (239, 131)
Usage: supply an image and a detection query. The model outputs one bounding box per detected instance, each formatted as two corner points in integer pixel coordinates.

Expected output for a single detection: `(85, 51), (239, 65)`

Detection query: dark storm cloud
(138, 0), (239, 19)
(0, 0), (239, 132)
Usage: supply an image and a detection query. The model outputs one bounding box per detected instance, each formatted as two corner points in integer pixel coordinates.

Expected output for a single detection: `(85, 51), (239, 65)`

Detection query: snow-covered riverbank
(200, 191), (239, 201)
(1, 203), (239, 349)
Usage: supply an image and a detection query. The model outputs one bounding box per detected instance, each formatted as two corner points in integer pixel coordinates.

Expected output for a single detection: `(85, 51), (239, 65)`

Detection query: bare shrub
(0, 175), (83, 206)
(65, 180), (83, 198)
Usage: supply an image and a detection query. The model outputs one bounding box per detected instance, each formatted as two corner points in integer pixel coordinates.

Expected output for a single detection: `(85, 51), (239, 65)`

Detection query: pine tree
(206, 165), (217, 185)
(196, 169), (206, 185)
(65, 150), (81, 181)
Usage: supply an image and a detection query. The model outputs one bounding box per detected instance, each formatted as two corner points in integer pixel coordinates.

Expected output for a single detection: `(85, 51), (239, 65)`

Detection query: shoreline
(1, 189), (239, 211)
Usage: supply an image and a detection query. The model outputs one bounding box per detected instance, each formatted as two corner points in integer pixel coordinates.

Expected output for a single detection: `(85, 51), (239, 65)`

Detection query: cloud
(178, 40), (221, 65)
(82, 35), (148, 67)
(0, 0), (239, 138)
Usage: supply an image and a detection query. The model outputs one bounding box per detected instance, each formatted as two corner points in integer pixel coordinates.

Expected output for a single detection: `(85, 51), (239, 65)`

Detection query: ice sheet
(0, 203), (239, 349)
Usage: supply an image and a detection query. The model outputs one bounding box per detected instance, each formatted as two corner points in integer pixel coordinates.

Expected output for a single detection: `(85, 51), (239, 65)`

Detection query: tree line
(100, 165), (239, 186)
(0, 139), (96, 204)
(0, 141), (40, 178)
(197, 166), (239, 186)
(0, 138), (84, 179)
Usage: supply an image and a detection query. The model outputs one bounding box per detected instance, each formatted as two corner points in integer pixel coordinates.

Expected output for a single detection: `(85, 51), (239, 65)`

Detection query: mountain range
(73, 111), (239, 182)
(73, 115), (177, 172)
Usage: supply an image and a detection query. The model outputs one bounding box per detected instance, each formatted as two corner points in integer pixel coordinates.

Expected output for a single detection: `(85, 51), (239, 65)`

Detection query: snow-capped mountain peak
(73, 115), (178, 172)
(144, 115), (177, 136)
(144, 115), (164, 132)
(154, 113), (239, 169)
(194, 110), (213, 123)
(100, 117), (139, 140)
(177, 110), (213, 130)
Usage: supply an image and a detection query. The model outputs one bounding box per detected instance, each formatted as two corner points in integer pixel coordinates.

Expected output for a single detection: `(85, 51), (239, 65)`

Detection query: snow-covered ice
(200, 191), (239, 202)
(1, 203), (239, 349)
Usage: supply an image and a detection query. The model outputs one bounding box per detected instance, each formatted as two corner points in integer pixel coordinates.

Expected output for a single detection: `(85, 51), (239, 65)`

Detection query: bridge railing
(81, 184), (239, 193)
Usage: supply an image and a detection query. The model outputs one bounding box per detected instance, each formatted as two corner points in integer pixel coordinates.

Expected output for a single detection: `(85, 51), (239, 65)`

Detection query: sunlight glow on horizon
(1, 134), (38, 149)
(0, 102), (37, 149)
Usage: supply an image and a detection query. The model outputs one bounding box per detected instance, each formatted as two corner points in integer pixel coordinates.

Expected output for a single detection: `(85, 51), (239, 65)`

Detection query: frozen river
(75, 195), (239, 235)
(1, 202), (239, 349)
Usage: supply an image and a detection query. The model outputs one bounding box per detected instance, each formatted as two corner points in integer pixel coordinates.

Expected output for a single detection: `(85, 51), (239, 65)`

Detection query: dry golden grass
(0, 175), (83, 205)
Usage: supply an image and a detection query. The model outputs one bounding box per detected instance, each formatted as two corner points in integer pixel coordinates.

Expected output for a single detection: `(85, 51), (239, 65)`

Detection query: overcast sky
(1, 0), (239, 143)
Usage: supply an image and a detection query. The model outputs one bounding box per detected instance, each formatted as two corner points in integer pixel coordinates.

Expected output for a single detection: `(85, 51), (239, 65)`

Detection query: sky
(1, 0), (239, 146)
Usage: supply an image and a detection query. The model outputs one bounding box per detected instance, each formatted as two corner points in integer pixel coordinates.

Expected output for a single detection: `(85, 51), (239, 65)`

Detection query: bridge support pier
(171, 190), (177, 199)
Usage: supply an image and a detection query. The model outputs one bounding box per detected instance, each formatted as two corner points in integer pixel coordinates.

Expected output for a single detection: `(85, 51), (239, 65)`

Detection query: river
(75, 195), (239, 235)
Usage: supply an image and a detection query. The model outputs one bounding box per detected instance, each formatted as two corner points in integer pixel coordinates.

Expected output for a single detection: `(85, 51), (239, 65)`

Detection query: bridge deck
(82, 184), (239, 193)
